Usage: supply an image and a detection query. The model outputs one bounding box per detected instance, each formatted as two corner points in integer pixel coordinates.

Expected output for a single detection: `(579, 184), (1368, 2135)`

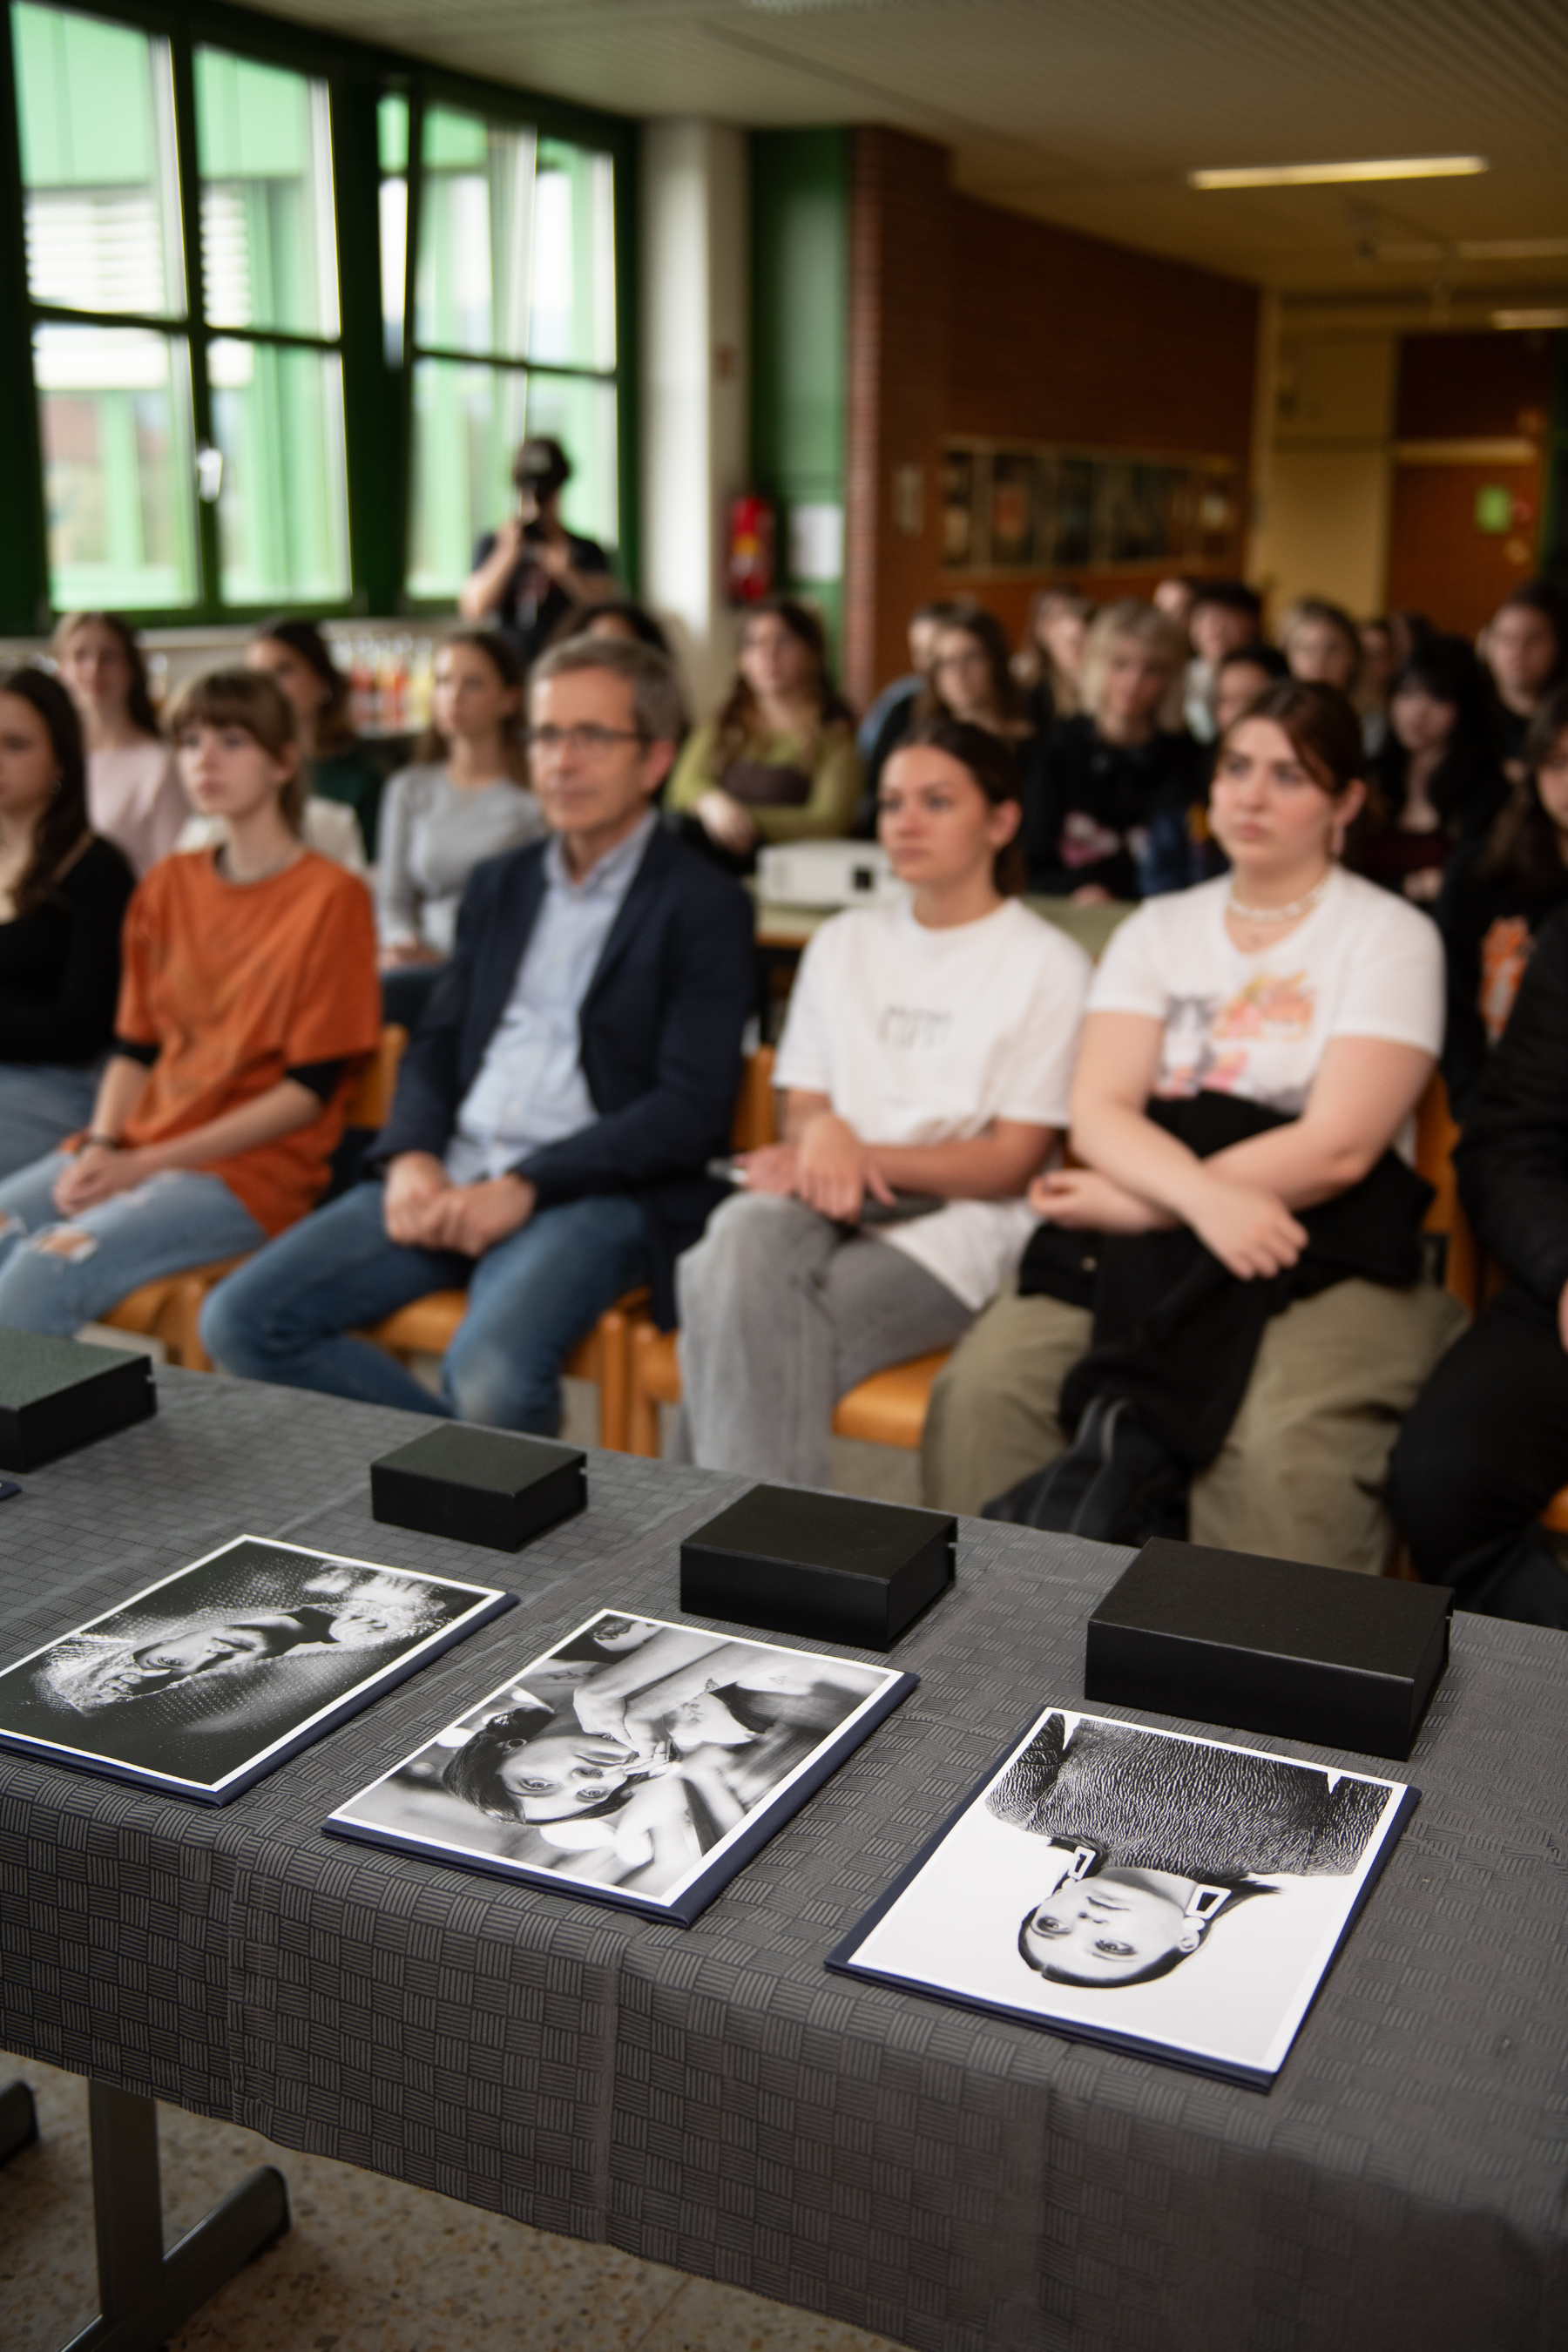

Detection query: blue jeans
(0, 1064), (102, 1181)
(200, 1180), (651, 1434)
(0, 1154), (266, 1335)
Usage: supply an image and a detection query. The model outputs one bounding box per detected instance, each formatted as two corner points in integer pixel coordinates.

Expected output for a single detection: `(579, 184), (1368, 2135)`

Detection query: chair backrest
(731, 1044), (777, 1151)
(345, 1024), (407, 1129)
(1413, 1071), (1479, 1314)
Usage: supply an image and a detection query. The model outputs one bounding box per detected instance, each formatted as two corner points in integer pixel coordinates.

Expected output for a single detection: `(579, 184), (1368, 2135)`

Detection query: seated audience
(666, 598), (861, 870)
(676, 719), (1090, 1490)
(459, 435), (612, 665)
(1358, 616), (1396, 755)
(1141, 643), (1291, 896)
(1280, 598), (1363, 697)
(1350, 635), (1504, 904)
(1389, 909), (1568, 1628)
(1024, 602), (1201, 902)
(376, 630), (545, 1024)
(1153, 576), (1199, 631)
(0, 670), (379, 1336)
(1184, 581), (1263, 740)
(246, 618), (386, 859)
(857, 600), (956, 801)
(921, 605), (1034, 744)
(0, 668), (134, 1179)
(202, 639), (753, 1435)
(1480, 581), (1567, 775)
(1437, 683), (1568, 1120)
(54, 612), (185, 877)
(924, 681), (1463, 1576)
(1017, 590), (1093, 730)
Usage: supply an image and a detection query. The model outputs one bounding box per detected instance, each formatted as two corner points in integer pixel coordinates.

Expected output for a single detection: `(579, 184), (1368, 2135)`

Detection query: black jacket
(373, 825), (754, 1325)
(1456, 902), (1568, 1306)
(1024, 715), (1206, 899)
(0, 834), (134, 1066)
(986, 1713), (1387, 1880)
(1435, 841), (1568, 1124)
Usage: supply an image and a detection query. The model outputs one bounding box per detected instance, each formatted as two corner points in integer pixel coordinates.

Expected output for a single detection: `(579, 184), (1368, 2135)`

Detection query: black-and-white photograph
(0, 1537), (515, 1802)
(328, 1611), (916, 1925)
(829, 1708), (1415, 2087)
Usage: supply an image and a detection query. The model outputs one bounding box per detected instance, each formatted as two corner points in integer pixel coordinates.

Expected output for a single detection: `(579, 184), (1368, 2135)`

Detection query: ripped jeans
(0, 1153), (265, 1336)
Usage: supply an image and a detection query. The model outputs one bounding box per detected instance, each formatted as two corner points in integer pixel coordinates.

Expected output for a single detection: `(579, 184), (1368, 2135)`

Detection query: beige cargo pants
(921, 1274), (1466, 1576)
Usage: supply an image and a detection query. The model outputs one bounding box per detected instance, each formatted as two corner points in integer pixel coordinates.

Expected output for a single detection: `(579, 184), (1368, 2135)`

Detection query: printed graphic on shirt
(1479, 915), (1534, 1043)
(877, 1005), (953, 1052)
(1157, 972), (1316, 1111)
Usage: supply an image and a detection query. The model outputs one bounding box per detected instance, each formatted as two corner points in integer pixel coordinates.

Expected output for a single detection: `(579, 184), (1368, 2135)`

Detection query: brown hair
(167, 668), (306, 834)
(1479, 679), (1568, 895)
(1278, 598), (1365, 693)
(1217, 678), (1369, 804)
(416, 628), (528, 782)
(884, 715), (1027, 895)
(52, 612), (162, 740)
(251, 616), (356, 753)
(712, 596), (854, 771)
(530, 634), (686, 746)
(915, 602), (1025, 731)
(0, 666), (93, 917)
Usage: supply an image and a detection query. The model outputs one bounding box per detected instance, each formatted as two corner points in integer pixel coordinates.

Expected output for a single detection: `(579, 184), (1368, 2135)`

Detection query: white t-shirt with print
(1086, 867), (1443, 1154)
(774, 896), (1092, 1311)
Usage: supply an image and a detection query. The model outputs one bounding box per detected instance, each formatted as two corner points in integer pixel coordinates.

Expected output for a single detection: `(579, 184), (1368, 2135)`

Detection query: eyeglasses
(524, 724), (646, 759)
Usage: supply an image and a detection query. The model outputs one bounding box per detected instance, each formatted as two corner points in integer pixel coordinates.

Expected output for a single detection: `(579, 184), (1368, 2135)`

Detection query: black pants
(1389, 1281), (1568, 1625)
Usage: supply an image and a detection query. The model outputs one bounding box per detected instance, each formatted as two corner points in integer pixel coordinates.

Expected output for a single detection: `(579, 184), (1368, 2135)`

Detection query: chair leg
(628, 1327), (662, 1459)
(597, 1309), (630, 1454)
(174, 1276), (214, 1374)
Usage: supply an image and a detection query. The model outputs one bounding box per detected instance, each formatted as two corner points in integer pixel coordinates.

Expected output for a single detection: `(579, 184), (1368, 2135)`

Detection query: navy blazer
(374, 822), (754, 1326)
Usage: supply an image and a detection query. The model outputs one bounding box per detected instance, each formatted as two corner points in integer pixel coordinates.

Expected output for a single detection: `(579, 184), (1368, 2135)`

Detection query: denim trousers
(675, 1190), (974, 1489)
(0, 1153), (266, 1335)
(0, 1064), (102, 1181)
(200, 1179), (651, 1435)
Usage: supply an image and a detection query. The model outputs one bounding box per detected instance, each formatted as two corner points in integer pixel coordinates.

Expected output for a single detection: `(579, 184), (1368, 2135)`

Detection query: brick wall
(844, 128), (1259, 706)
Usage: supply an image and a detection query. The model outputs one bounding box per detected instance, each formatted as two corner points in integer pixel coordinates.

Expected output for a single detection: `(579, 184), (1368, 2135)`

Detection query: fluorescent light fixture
(1188, 155), (1489, 190)
(1493, 308), (1568, 329)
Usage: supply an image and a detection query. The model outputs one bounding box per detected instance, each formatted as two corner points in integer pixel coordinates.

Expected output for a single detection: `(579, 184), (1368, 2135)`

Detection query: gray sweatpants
(676, 1191), (974, 1488)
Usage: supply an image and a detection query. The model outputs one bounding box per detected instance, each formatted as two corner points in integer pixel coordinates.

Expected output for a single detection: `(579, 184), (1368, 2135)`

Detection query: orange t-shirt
(114, 848), (382, 1236)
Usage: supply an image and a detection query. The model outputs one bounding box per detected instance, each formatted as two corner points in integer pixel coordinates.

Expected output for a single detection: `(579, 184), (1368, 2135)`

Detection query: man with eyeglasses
(202, 637), (754, 1435)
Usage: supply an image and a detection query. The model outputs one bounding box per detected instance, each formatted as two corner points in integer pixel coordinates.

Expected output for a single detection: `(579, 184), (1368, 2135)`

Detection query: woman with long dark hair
(247, 618), (388, 859)
(54, 612), (185, 876)
(1436, 681), (1568, 1119)
(0, 667), (135, 1177)
(677, 717), (1091, 1486)
(666, 596), (862, 868)
(1351, 634), (1504, 903)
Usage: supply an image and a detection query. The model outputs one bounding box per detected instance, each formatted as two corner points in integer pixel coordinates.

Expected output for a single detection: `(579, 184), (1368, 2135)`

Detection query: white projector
(755, 840), (907, 909)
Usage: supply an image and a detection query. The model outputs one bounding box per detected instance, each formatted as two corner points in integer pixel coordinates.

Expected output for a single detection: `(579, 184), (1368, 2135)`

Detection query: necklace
(1226, 869), (1331, 925)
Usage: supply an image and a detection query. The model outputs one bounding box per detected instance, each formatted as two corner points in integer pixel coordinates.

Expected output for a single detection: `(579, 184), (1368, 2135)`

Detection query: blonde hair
(1078, 601), (1187, 725)
(167, 668), (306, 833)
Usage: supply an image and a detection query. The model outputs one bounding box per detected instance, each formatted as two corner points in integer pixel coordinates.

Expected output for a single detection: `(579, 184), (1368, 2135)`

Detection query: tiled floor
(1, 2057), (909, 2352)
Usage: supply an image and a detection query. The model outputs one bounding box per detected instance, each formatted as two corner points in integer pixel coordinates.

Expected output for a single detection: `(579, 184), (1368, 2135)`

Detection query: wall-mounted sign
(939, 438), (1240, 577)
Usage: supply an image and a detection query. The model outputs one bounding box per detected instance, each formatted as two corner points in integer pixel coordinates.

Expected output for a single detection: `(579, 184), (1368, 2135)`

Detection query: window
(406, 106), (618, 600)
(15, 3), (197, 608)
(1, 2), (630, 629)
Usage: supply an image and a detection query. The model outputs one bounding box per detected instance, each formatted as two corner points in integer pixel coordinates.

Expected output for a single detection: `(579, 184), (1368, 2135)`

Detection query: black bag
(983, 1395), (1188, 1547)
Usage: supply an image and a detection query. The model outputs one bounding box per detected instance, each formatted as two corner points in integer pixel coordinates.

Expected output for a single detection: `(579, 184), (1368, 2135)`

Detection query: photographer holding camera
(459, 436), (613, 666)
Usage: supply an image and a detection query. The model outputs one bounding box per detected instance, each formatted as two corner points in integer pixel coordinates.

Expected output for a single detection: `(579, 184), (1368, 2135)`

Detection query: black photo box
(370, 1424), (586, 1551)
(681, 1484), (956, 1649)
(0, 1327), (156, 1471)
(1085, 1537), (1452, 1761)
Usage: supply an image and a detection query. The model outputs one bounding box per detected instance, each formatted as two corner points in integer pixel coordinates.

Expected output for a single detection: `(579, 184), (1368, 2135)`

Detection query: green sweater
(666, 719), (863, 843)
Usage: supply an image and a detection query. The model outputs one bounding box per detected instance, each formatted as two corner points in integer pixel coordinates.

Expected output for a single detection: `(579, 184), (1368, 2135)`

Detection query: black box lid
(0, 1326), (149, 1410)
(372, 1423), (584, 1496)
(687, 1485), (951, 1583)
(1093, 1538), (1451, 1673)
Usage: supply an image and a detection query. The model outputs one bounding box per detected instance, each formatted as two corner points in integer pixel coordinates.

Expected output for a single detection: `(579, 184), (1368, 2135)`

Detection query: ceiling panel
(255, 0), (1568, 300)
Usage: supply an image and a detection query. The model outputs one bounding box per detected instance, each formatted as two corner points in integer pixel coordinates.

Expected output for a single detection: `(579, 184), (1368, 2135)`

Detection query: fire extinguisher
(727, 493), (775, 605)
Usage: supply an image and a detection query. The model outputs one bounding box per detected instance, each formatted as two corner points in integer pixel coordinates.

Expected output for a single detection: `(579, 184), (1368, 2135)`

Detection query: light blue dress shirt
(444, 811), (658, 1184)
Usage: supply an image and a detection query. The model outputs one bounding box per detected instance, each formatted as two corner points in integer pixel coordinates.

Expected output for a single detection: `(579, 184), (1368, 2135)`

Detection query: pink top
(87, 740), (187, 878)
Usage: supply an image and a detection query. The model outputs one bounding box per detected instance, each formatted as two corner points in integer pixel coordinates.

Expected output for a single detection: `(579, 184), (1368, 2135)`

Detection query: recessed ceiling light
(1188, 156), (1489, 190)
(1493, 308), (1568, 329)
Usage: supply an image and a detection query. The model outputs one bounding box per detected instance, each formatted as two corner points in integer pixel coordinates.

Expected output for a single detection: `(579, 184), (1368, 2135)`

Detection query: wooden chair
(625, 1044), (955, 1458)
(364, 1286), (647, 1452)
(1413, 1071), (1482, 1315)
(98, 1026), (409, 1374)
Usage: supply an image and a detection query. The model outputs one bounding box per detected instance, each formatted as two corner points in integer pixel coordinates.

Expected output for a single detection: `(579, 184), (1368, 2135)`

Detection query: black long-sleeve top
(1435, 841), (1568, 1123)
(1024, 715), (1205, 899)
(1456, 902), (1568, 1303)
(0, 834), (135, 1066)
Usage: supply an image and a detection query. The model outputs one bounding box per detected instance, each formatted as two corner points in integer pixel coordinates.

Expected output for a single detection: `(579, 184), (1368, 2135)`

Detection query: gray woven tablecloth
(1, 1369), (1563, 2352)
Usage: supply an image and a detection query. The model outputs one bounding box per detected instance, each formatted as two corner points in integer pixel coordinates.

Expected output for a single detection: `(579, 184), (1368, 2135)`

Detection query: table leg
(0, 2077), (39, 2163)
(60, 2081), (290, 2352)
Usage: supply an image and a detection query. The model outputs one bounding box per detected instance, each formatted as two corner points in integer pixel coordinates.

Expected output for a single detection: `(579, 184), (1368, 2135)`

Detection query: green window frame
(0, 0), (637, 634)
